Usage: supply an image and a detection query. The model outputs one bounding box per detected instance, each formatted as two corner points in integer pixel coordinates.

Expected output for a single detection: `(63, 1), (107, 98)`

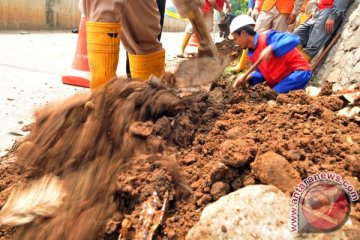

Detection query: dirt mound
(1, 44), (360, 239)
(0, 78), (190, 240)
(164, 85), (360, 238)
(1, 79), (360, 239)
(215, 39), (240, 59)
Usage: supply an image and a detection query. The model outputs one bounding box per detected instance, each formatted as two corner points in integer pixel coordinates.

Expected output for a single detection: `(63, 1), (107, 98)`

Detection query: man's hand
(233, 73), (252, 89)
(325, 19), (335, 33)
(259, 45), (273, 62)
(287, 14), (296, 25)
(251, 9), (259, 21)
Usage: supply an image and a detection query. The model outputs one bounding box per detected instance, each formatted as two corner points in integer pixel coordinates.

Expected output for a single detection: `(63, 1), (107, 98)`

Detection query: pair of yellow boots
(86, 22), (165, 89)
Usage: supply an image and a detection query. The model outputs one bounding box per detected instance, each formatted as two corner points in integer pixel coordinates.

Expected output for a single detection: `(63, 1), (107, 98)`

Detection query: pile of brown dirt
(215, 39), (240, 60)
(0, 78), (188, 240)
(159, 84), (360, 238)
(1, 45), (360, 239)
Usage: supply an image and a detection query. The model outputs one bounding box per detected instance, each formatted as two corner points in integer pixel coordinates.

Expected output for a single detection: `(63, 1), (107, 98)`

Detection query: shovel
(172, 0), (229, 88)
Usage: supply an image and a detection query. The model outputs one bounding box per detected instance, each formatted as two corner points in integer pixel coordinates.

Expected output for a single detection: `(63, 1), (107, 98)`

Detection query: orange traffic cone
(188, 33), (199, 47)
(61, 16), (90, 88)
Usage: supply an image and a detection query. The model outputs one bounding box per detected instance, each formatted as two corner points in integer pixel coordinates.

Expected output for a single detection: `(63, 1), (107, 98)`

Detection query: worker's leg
(294, 20), (313, 47)
(82, 0), (122, 90)
(249, 76), (265, 86)
(272, 7), (289, 32)
(177, 24), (192, 58)
(126, 0), (166, 77)
(157, 0), (166, 40)
(122, 0), (164, 80)
(301, 9), (339, 58)
(294, 18), (315, 62)
(254, 10), (273, 33)
(273, 70), (312, 93)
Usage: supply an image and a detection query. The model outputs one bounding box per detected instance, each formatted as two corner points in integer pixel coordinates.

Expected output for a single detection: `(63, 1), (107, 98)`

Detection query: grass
(310, 74), (320, 87)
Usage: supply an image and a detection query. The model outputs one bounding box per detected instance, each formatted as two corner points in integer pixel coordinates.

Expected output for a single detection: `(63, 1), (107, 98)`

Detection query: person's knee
(273, 70), (311, 93)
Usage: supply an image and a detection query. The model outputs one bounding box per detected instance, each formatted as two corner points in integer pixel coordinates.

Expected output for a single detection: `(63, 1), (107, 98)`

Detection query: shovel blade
(174, 56), (230, 88)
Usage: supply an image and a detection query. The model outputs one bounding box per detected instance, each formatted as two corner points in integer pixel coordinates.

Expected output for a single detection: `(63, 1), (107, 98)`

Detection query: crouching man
(231, 15), (312, 94)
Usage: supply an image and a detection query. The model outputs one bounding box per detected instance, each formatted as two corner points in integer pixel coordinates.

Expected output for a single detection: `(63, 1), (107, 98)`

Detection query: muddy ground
(0, 40), (359, 239)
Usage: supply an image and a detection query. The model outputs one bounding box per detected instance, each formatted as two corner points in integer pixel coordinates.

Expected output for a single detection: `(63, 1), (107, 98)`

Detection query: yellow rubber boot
(86, 22), (121, 90)
(231, 49), (248, 73)
(128, 49), (165, 80)
(177, 33), (192, 58)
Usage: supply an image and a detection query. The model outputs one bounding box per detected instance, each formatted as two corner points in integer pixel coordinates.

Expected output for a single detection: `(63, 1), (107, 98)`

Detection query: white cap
(229, 15), (255, 39)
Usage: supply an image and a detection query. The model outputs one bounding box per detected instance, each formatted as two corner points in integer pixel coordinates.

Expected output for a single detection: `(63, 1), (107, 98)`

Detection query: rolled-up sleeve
(328, 0), (350, 20)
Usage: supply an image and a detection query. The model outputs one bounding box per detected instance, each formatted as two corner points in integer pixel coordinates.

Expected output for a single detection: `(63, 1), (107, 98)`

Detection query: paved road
(0, 31), (188, 156)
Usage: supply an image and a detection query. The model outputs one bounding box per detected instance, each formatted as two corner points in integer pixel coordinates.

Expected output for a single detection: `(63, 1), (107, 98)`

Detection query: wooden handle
(242, 57), (262, 80)
(233, 56), (262, 88)
(188, 7), (218, 57)
(311, 33), (341, 72)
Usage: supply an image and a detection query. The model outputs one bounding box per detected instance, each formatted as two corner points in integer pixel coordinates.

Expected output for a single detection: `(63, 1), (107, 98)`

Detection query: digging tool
(232, 57), (262, 88)
(172, 0), (229, 88)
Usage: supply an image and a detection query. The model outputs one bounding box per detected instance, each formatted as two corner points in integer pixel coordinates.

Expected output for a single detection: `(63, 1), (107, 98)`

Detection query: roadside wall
(0, 0), (187, 31)
(0, 0), (80, 30)
(316, 0), (360, 90)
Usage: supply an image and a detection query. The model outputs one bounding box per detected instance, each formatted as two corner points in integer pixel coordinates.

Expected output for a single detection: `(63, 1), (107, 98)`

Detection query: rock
(332, 50), (344, 66)
(219, 139), (255, 168)
(354, 48), (360, 63)
(186, 185), (346, 240)
(327, 69), (342, 83)
(153, 117), (171, 139)
(353, 61), (360, 73)
(209, 162), (230, 182)
(349, 35), (360, 51)
(225, 126), (243, 139)
(251, 151), (301, 194)
(210, 181), (230, 200)
(129, 121), (153, 137)
(147, 135), (164, 152)
(208, 87), (224, 103)
(346, 155), (360, 172)
(230, 177), (243, 190)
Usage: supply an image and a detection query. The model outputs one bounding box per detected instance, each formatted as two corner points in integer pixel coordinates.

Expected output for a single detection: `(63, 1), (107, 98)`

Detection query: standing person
(82, 0), (165, 89)
(294, 0), (351, 62)
(292, 0), (318, 31)
(177, 0), (231, 58)
(230, 15), (312, 93)
(255, 0), (305, 32)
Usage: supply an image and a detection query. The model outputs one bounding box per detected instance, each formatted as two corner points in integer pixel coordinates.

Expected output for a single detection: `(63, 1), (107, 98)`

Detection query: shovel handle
(242, 57), (262, 81)
(233, 56), (262, 89)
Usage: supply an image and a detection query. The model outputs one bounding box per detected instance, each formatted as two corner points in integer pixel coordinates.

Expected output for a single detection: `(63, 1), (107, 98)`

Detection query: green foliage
(310, 75), (320, 87)
(229, 0), (249, 15)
